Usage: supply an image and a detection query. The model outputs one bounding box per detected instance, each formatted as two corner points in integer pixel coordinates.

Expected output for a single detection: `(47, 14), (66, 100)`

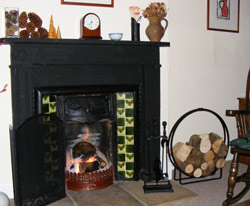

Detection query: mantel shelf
(0, 38), (170, 47)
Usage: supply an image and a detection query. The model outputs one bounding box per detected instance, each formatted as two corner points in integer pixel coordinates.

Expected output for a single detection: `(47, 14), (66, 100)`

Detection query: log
(200, 134), (211, 153)
(216, 142), (228, 158)
(80, 161), (100, 173)
(193, 168), (202, 177)
(201, 162), (208, 170)
(209, 132), (222, 144)
(212, 139), (223, 154)
(173, 142), (193, 162)
(187, 134), (201, 149)
(204, 150), (215, 162)
(96, 156), (107, 168)
(202, 161), (215, 176)
(215, 158), (226, 169)
(212, 139), (228, 158)
(185, 148), (203, 167)
(175, 159), (194, 174)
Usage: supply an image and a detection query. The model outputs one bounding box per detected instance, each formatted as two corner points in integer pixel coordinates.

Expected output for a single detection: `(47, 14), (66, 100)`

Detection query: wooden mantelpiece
(1, 38), (170, 206)
(0, 38), (169, 128)
(0, 38), (170, 47)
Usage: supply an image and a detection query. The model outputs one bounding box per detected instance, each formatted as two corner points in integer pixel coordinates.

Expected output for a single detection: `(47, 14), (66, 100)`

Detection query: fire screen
(11, 115), (65, 206)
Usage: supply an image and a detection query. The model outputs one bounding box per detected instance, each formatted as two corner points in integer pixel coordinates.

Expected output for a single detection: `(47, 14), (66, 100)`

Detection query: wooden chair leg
(223, 153), (239, 206)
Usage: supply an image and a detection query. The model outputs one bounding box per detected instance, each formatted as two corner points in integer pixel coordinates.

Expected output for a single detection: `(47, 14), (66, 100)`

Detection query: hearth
(1, 38), (170, 206)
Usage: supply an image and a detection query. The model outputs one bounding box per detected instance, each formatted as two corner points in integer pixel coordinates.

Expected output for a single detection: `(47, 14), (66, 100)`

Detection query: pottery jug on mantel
(146, 16), (168, 42)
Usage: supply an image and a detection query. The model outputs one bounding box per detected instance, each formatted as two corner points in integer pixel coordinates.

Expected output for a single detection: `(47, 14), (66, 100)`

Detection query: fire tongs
(143, 121), (174, 193)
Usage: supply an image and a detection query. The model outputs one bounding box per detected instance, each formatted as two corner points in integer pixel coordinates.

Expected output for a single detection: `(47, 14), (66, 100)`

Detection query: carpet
(118, 180), (199, 206)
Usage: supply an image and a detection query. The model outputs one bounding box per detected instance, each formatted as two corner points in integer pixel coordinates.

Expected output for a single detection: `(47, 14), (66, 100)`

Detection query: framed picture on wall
(61, 0), (114, 7)
(207, 0), (240, 33)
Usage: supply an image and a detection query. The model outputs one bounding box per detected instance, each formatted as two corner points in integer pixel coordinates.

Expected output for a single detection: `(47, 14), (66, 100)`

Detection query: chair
(223, 70), (250, 206)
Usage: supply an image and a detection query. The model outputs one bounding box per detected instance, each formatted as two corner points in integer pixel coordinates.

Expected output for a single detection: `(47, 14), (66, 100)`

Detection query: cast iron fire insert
(1, 38), (170, 206)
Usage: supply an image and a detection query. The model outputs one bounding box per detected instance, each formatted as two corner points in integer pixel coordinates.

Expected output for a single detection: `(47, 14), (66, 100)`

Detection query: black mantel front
(1, 38), (170, 206)
(1, 38), (170, 129)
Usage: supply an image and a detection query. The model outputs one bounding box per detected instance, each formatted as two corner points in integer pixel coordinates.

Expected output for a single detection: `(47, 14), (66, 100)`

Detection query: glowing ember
(85, 156), (96, 163)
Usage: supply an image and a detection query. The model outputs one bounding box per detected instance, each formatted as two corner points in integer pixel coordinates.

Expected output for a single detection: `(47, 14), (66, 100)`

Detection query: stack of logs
(173, 132), (228, 177)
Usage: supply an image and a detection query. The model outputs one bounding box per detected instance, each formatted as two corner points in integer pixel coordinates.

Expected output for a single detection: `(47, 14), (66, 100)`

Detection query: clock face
(84, 14), (100, 30)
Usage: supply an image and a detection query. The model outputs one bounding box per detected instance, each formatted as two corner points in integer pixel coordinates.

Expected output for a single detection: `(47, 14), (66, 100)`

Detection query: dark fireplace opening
(65, 120), (114, 191)
(35, 85), (141, 191)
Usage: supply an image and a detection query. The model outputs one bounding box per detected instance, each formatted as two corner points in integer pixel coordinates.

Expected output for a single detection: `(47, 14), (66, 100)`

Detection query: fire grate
(66, 167), (113, 191)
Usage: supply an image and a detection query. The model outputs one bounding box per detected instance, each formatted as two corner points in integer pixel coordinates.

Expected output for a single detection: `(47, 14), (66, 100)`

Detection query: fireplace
(1, 38), (169, 206)
(37, 88), (139, 191)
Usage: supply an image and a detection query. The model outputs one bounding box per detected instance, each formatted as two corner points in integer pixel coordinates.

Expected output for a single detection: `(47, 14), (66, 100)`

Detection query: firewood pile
(172, 132), (228, 177)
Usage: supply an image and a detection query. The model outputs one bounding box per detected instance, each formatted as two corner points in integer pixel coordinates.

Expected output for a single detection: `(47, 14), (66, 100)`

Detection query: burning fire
(86, 156), (96, 163)
(83, 124), (89, 142)
(75, 155), (97, 173)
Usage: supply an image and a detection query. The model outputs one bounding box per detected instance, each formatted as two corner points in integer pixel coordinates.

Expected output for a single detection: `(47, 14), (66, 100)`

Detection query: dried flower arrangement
(142, 2), (167, 18)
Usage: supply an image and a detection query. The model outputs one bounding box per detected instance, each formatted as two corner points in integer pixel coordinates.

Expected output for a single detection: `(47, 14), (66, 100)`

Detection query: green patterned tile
(117, 108), (125, 117)
(125, 170), (134, 178)
(117, 126), (125, 135)
(42, 104), (49, 114)
(126, 135), (134, 144)
(125, 93), (133, 99)
(125, 99), (134, 108)
(126, 162), (134, 170)
(50, 95), (56, 102)
(118, 162), (126, 171)
(126, 109), (134, 117)
(117, 118), (125, 126)
(49, 102), (56, 113)
(125, 117), (134, 126)
(117, 100), (125, 108)
(126, 127), (134, 135)
(116, 92), (135, 179)
(42, 95), (50, 104)
(118, 171), (125, 176)
(118, 154), (125, 161)
(126, 153), (134, 162)
(126, 145), (134, 153)
(117, 93), (125, 100)
(117, 136), (125, 144)
(118, 144), (125, 153)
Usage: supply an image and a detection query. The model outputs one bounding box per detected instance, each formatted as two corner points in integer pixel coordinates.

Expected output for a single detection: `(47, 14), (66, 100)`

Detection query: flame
(75, 159), (83, 173)
(86, 156), (96, 163)
(75, 162), (80, 173)
(83, 124), (89, 142)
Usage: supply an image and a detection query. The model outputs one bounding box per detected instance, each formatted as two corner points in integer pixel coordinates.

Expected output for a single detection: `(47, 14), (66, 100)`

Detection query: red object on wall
(221, 0), (229, 17)
(0, 84), (8, 93)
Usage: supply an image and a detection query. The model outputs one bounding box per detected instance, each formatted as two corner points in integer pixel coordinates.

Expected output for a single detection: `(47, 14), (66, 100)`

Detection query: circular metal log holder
(168, 108), (230, 185)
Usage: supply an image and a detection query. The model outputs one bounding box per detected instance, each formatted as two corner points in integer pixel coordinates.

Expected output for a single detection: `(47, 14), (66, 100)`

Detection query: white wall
(0, 0), (249, 199)
(0, 45), (12, 198)
(167, 0), (250, 145)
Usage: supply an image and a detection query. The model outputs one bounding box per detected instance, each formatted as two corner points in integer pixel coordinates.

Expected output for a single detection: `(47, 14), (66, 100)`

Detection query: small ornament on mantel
(48, 15), (56, 39)
(142, 2), (168, 42)
(19, 11), (49, 39)
(57, 26), (62, 39)
(48, 15), (61, 39)
(129, 6), (141, 41)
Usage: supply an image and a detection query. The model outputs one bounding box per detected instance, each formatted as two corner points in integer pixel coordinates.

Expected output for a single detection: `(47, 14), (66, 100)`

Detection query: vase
(145, 16), (168, 42)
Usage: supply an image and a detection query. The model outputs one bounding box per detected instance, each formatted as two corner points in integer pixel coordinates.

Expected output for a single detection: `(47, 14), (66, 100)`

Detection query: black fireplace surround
(1, 38), (170, 206)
